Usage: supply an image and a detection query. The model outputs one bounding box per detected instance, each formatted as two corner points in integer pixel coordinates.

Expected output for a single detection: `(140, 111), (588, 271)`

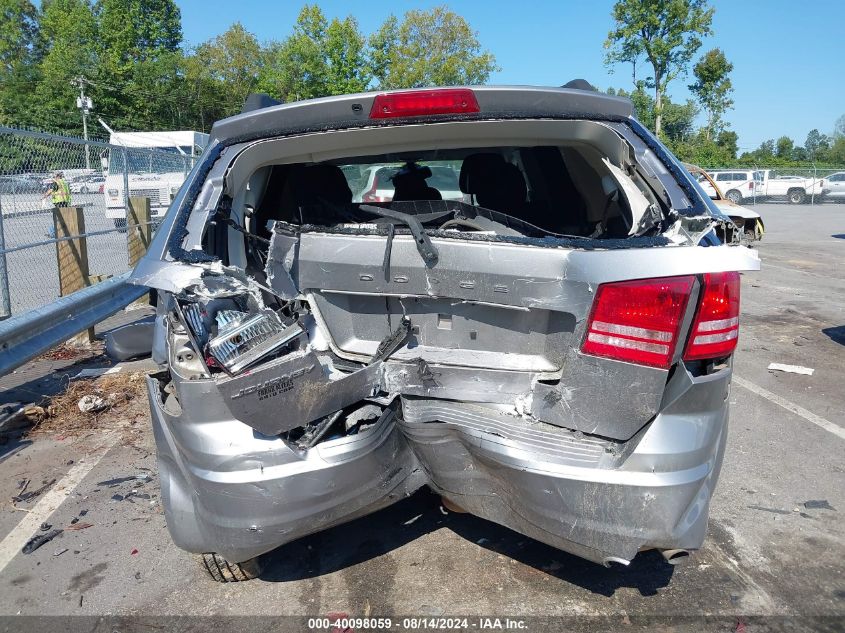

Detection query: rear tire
(199, 552), (264, 582)
(80, 185), (89, 194)
(726, 190), (742, 204)
(788, 188), (805, 204)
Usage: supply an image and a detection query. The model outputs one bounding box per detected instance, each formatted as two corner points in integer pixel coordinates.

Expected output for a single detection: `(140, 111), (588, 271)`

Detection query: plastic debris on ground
(804, 499), (835, 511)
(73, 366), (123, 380)
(22, 529), (63, 554)
(13, 478), (56, 504)
(77, 395), (109, 413)
(767, 363), (814, 376)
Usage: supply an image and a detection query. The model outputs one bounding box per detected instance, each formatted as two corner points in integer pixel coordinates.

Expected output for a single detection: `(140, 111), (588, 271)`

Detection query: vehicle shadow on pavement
(831, 234), (845, 239)
(259, 488), (674, 597)
(822, 326), (845, 346)
(0, 436), (32, 464)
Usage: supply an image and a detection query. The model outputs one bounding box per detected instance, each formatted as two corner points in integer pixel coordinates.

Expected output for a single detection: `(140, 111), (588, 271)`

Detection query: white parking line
(734, 375), (845, 441)
(0, 433), (117, 573)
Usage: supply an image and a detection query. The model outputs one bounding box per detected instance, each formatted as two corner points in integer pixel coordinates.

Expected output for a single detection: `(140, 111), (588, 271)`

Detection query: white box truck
(103, 130), (208, 228)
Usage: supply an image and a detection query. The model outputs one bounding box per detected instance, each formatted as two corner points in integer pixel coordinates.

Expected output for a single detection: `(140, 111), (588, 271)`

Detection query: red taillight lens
(683, 271), (740, 360)
(582, 276), (695, 369)
(369, 89), (480, 119)
(748, 181), (753, 189)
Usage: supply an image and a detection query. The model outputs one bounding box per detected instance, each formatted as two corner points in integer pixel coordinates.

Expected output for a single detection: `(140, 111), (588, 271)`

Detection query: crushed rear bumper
(146, 361), (729, 566)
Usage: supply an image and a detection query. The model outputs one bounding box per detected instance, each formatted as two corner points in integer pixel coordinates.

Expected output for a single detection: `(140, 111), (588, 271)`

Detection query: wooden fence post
(53, 205), (94, 344)
(127, 196), (151, 268)
(127, 196), (151, 306)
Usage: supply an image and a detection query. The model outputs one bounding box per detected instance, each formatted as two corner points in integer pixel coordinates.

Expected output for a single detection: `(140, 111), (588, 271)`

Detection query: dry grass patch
(27, 371), (148, 437)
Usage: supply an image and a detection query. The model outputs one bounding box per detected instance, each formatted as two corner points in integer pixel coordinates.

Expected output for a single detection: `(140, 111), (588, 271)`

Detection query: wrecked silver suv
(131, 85), (759, 581)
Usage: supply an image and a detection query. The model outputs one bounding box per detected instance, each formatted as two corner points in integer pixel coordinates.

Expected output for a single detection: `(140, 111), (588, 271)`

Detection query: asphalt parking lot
(0, 203), (842, 632)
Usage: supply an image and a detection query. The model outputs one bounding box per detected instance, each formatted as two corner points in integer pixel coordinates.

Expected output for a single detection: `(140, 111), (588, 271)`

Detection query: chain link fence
(700, 166), (845, 205)
(0, 126), (199, 319)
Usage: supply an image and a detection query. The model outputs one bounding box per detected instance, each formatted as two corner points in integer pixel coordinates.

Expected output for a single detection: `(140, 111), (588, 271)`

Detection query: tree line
(0, 1), (497, 138)
(604, 0), (845, 167)
(1, 0), (842, 168)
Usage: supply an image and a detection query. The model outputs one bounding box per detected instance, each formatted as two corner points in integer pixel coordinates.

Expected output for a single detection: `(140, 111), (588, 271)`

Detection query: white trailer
(103, 130), (208, 227)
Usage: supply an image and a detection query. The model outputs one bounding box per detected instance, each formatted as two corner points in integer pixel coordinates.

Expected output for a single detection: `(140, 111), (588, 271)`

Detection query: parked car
(0, 174), (43, 194)
(703, 170), (760, 204)
(753, 169), (825, 204)
(686, 163), (764, 241)
(820, 172), (845, 200)
(354, 164), (464, 202)
(130, 85), (758, 581)
(69, 174), (105, 194)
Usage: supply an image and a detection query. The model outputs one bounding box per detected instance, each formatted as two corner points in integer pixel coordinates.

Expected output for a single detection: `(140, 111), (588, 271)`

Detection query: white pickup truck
(754, 170), (825, 204)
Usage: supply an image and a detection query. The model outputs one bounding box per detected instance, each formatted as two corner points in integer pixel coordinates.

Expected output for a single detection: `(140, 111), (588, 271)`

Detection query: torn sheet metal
(601, 157), (656, 236)
(215, 350), (382, 436)
(264, 227), (300, 300)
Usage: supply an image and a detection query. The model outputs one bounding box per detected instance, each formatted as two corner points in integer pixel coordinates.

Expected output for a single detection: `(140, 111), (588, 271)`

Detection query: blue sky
(177, 0), (844, 152)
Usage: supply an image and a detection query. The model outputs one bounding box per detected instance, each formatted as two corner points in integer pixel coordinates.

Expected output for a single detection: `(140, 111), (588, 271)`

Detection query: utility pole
(73, 76), (94, 170)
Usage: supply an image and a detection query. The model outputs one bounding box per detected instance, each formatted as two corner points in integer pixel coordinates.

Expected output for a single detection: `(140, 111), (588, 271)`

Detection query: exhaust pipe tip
(660, 549), (690, 565)
(602, 556), (631, 569)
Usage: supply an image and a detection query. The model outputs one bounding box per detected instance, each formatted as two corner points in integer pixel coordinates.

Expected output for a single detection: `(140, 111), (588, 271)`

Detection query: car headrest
(459, 153), (506, 194)
(294, 164), (352, 207)
(474, 161), (528, 212)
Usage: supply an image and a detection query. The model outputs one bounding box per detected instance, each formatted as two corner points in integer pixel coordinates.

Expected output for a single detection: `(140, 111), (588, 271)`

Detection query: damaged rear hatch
(131, 86), (759, 565)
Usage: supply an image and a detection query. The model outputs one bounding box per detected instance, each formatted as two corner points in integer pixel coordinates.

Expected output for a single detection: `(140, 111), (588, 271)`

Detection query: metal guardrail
(0, 271), (146, 377)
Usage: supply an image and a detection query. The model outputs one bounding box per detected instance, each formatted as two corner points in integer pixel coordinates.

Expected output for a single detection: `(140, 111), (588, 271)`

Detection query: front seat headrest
(295, 164), (352, 207)
(474, 161), (527, 212)
(459, 153), (507, 194)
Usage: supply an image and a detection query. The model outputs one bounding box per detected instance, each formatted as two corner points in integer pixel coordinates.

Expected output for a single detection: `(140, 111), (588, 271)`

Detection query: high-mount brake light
(582, 276), (695, 369)
(369, 89), (480, 119)
(683, 271), (741, 360)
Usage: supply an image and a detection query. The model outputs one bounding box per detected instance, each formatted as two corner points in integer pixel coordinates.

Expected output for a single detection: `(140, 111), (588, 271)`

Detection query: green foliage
(259, 5), (370, 101)
(0, 0), (41, 125)
(834, 114), (845, 139)
(369, 5), (498, 89)
(93, 0), (182, 129)
(0, 0), (840, 176)
(775, 136), (794, 158)
(689, 48), (732, 139)
(33, 0), (99, 133)
(735, 134), (845, 168)
(610, 84), (697, 145)
(191, 22), (264, 116)
(804, 129), (830, 160)
(605, 0), (714, 136)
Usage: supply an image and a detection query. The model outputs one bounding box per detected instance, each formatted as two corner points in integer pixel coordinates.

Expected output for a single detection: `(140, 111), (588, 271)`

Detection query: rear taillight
(582, 276), (695, 369)
(683, 271), (740, 360)
(370, 89), (480, 119)
(748, 181), (753, 190)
